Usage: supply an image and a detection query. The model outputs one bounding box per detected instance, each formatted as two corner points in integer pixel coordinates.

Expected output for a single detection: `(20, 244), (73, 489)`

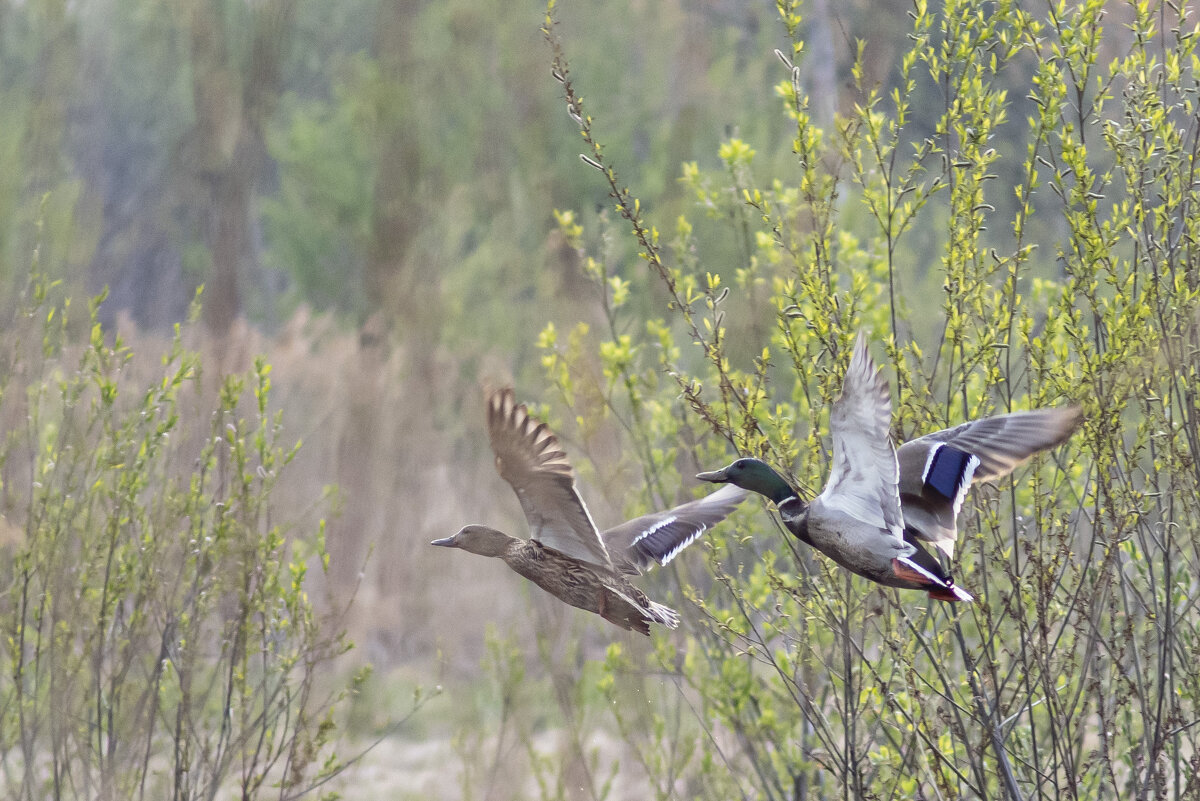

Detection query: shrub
(541, 0), (1200, 798)
(0, 279), (355, 801)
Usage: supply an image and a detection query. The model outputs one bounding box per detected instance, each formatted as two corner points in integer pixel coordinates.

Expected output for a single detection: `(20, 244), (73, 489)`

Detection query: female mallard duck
(697, 334), (1081, 602)
(433, 388), (747, 634)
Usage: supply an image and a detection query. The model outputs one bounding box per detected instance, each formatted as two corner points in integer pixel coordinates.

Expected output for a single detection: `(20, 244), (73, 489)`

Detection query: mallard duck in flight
(697, 334), (1081, 602)
(433, 388), (747, 634)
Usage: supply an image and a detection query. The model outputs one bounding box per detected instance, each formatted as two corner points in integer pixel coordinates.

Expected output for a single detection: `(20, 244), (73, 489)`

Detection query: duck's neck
(776, 496), (810, 544)
(741, 465), (810, 541)
(769, 484), (798, 505)
(777, 494), (807, 522)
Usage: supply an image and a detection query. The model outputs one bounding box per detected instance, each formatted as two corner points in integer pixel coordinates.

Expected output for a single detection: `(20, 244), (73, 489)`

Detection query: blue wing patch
(923, 445), (979, 502)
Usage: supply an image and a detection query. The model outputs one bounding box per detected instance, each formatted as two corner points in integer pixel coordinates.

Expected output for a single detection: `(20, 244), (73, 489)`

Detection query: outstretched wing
(897, 405), (1082, 558)
(901, 406), (1082, 485)
(818, 334), (905, 542)
(486, 389), (612, 570)
(603, 484), (748, 575)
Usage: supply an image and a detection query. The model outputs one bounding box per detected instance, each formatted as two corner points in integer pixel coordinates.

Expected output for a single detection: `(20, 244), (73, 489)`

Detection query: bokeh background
(2, 1), (827, 795)
(3, 0), (1196, 799)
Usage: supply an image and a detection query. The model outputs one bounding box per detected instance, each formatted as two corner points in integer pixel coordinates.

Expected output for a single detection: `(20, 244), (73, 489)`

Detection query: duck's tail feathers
(927, 584), (974, 602)
(892, 555), (975, 603)
(647, 601), (680, 629)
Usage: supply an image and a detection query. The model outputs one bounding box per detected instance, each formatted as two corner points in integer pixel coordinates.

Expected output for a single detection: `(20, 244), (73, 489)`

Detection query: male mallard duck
(697, 334), (1081, 602)
(433, 388), (747, 634)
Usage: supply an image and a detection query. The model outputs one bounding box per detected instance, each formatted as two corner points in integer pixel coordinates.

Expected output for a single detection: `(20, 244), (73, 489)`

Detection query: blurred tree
(77, 0), (192, 329)
(77, 0), (379, 331)
(365, 0), (427, 328)
(180, 0), (297, 334)
(0, 0), (95, 308)
(260, 78), (374, 316)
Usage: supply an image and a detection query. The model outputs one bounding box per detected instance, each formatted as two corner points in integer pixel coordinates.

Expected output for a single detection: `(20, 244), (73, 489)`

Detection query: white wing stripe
(631, 515), (677, 546)
(631, 515), (707, 566)
(921, 442), (943, 483)
(952, 454), (980, 516)
(661, 525), (706, 565)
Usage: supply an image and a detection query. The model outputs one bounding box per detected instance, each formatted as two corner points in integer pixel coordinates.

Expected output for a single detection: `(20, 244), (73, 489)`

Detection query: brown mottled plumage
(433, 388), (746, 634)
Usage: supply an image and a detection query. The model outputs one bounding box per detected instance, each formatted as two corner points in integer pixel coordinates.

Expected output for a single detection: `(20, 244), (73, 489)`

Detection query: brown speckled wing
(486, 389), (613, 570)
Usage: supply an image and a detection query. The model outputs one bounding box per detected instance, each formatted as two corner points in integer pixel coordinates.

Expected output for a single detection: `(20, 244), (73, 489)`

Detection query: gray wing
(486, 389), (612, 570)
(817, 333), (905, 542)
(603, 484), (748, 575)
(901, 406), (1083, 484)
(897, 405), (1082, 558)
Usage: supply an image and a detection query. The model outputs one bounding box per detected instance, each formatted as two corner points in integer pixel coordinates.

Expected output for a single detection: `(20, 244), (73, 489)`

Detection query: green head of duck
(696, 458), (797, 505)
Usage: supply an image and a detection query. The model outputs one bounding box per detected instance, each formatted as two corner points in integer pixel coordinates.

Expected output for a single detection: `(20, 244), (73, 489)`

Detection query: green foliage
(450, 622), (619, 801)
(542, 0), (1200, 798)
(0, 0), (796, 362)
(0, 277), (355, 800)
(0, 0), (95, 308)
(264, 70), (376, 316)
(254, 0), (788, 359)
